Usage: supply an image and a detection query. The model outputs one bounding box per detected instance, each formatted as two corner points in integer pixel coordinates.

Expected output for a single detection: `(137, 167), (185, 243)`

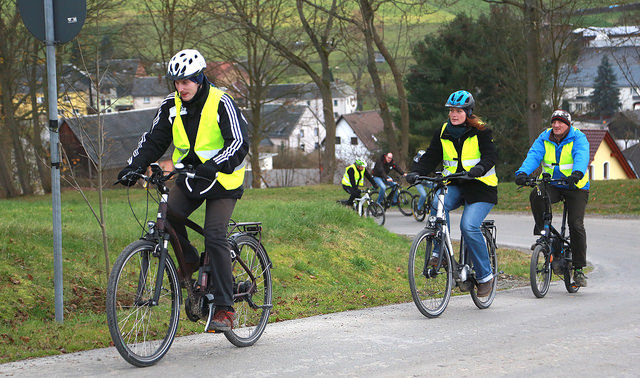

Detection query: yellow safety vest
(172, 86), (245, 190)
(342, 164), (363, 187)
(542, 135), (589, 189)
(439, 123), (498, 187)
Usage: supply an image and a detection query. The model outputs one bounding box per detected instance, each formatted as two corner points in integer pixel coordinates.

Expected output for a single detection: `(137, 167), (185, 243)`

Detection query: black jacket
(125, 82), (249, 199)
(411, 121), (498, 204)
(372, 154), (404, 178)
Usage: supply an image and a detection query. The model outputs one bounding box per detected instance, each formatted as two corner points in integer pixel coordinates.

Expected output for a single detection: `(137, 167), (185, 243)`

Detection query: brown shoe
(429, 255), (446, 267)
(476, 277), (494, 297)
(206, 309), (235, 332)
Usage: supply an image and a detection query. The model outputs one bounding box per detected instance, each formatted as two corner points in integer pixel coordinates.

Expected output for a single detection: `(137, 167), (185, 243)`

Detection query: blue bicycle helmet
(445, 90), (474, 117)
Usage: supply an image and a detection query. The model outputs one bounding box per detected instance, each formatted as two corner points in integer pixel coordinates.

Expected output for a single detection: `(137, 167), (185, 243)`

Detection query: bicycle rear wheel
(408, 228), (452, 318)
(562, 255), (580, 293)
(412, 195), (426, 222)
(397, 190), (413, 216)
(470, 226), (498, 309)
(225, 234), (272, 347)
(106, 240), (181, 367)
(530, 244), (551, 298)
(366, 201), (385, 226)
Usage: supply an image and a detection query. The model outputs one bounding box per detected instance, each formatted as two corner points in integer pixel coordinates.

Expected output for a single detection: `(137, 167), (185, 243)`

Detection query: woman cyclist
(406, 90), (498, 296)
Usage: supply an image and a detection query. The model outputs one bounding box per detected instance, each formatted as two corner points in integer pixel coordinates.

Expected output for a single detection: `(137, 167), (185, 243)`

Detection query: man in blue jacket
(515, 110), (590, 287)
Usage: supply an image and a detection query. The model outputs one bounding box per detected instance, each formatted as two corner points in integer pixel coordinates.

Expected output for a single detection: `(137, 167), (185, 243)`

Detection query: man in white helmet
(118, 49), (249, 332)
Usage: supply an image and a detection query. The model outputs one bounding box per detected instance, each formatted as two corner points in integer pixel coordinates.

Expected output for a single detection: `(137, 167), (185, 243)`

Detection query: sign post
(18, 0), (86, 323)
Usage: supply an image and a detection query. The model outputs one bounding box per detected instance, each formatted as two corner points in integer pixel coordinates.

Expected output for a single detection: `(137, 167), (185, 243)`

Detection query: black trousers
(530, 186), (589, 268)
(167, 187), (236, 307)
(342, 184), (361, 206)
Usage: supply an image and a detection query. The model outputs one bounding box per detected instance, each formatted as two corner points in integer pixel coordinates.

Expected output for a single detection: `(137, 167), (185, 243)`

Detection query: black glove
(195, 161), (218, 180)
(406, 172), (418, 184)
(467, 166), (484, 178)
(565, 171), (584, 187)
(117, 166), (143, 186)
(515, 172), (528, 186)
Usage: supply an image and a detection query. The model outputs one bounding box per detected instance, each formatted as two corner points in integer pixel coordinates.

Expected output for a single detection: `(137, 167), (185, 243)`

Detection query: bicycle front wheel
(366, 201), (385, 226)
(408, 228), (453, 318)
(225, 234), (272, 347)
(470, 227), (498, 309)
(106, 240), (181, 367)
(530, 244), (551, 298)
(397, 190), (413, 216)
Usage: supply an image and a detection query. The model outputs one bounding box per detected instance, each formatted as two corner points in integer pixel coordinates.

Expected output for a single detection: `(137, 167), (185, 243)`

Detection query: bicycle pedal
(204, 302), (216, 333)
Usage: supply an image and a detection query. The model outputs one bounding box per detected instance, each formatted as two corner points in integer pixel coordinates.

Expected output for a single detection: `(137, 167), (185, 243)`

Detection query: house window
(576, 103), (583, 112)
(314, 127), (319, 136)
(314, 142), (319, 149)
(603, 162), (610, 179)
(143, 97), (151, 104)
(336, 137), (341, 144)
(333, 100), (338, 106)
(588, 165), (594, 180)
(300, 143), (305, 151)
(578, 87), (585, 95)
(306, 100), (311, 106)
(334, 112), (339, 118)
(350, 137), (358, 145)
(300, 129), (304, 137)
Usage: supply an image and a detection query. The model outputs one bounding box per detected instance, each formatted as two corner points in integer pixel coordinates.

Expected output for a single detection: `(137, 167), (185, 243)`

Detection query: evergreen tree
(590, 55), (621, 117)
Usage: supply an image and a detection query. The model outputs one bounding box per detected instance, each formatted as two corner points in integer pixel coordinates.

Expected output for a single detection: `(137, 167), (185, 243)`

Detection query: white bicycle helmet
(166, 49), (207, 80)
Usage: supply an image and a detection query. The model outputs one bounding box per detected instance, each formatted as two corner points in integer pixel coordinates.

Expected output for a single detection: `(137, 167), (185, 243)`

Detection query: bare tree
(225, 0), (343, 183)
(198, 0), (295, 189)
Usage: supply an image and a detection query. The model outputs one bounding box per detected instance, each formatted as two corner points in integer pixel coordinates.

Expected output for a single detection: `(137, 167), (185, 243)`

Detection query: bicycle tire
(106, 240), (181, 367)
(408, 228), (453, 318)
(470, 227), (498, 309)
(224, 233), (272, 347)
(530, 244), (551, 298)
(412, 195), (426, 222)
(397, 190), (413, 216)
(366, 201), (385, 226)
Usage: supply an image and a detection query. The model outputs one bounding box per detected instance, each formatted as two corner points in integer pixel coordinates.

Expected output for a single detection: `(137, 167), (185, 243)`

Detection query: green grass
(0, 179), (636, 363)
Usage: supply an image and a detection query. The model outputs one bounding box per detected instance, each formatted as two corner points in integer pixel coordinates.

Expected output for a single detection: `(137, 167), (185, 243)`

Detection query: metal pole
(44, 0), (64, 323)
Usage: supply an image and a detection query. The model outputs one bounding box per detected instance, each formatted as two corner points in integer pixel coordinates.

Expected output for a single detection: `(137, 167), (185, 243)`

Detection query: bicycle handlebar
(413, 171), (472, 185)
(114, 163), (213, 187)
(521, 173), (569, 188)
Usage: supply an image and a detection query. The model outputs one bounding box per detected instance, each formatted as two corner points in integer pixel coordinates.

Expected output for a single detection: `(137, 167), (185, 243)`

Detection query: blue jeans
(373, 177), (399, 204)
(435, 185), (494, 283)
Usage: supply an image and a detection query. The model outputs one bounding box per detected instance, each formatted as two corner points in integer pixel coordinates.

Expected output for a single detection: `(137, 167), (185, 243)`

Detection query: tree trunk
(29, 41), (51, 193)
(525, 0), (543, 143)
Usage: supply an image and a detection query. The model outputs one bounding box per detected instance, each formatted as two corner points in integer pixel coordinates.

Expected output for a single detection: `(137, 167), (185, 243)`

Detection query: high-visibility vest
(172, 86), (245, 190)
(542, 134), (589, 189)
(439, 123), (498, 187)
(342, 164), (363, 187)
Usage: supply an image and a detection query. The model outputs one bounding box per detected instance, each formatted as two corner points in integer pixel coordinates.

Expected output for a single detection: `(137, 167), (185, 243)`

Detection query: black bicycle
(408, 172), (498, 318)
(371, 179), (413, 216)
(523, 173), (580, 298)
(107, 163), (273, 367)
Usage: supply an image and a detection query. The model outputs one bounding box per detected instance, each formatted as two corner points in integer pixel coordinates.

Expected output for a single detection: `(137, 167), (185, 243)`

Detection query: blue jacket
(516, 127), (590, 190)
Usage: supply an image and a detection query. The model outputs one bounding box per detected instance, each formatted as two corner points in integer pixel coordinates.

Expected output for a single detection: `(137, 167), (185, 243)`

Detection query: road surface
(1, 211), (639, 377)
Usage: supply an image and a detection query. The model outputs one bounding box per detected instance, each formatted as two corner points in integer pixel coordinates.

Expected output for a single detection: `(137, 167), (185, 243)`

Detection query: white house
(265, 80), (357, 123)
(262, 104), (326, 153)
(562, 27), (640, 114)
(335, 110), (385, 166)
(131, 76), (171, 110)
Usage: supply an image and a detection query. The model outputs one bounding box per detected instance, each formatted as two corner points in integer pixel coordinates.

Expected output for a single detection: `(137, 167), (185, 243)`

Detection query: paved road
(2, 211), (639, 377)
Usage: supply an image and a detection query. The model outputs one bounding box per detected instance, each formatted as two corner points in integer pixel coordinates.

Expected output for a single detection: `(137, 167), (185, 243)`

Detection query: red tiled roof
(580, 128), (636, 178)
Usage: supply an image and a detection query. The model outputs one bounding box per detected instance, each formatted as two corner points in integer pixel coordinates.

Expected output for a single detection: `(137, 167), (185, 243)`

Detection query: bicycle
(408, 172), (498, 318)
(107, 163), (273, 367)
(353, 187), (385, 226)
(523, 173), (580, 298)
(410, 182), (435, 222)
(371, 179), (413, 216)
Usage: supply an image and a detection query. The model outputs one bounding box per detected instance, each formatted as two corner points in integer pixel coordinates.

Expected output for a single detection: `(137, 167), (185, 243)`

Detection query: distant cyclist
(372, 152), (405, 205)
(406, 90), (498, 297)
(515, 109), (590, 287)
(341, 159), (377, 207)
